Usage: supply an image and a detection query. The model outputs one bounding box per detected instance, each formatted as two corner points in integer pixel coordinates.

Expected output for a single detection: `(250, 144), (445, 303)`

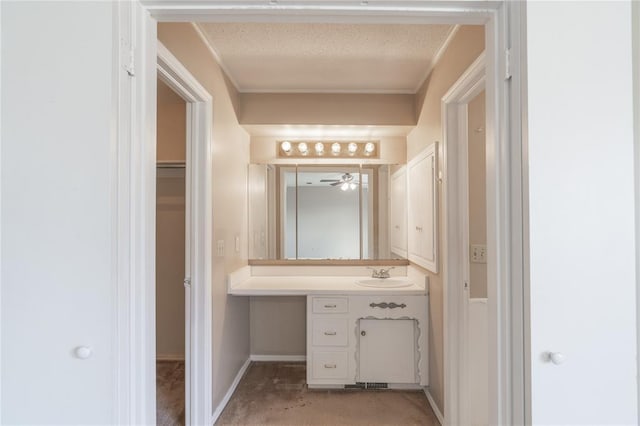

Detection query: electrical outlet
(470, 244), (487, 264)
(216, 239), (225, 257)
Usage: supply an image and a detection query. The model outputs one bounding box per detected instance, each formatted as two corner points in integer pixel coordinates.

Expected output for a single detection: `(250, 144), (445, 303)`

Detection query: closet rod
(156, 161), (185, 169)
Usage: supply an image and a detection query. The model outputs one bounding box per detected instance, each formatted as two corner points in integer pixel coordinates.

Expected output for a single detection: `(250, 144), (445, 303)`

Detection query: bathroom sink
(356, 279), (413, 288)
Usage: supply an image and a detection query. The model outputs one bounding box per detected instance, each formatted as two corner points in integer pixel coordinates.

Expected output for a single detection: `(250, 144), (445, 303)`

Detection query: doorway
(116, 3), (526, 425)
(155, 42), (215, 426)
(155, 77), (188, 424)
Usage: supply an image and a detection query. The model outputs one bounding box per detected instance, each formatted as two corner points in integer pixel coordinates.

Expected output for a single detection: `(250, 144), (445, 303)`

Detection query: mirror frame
(249, 163), (409, 265)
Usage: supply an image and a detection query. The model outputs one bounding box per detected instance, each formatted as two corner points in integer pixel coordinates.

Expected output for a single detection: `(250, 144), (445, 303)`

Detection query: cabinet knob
(361, 330), (366, 336)
(545, 352), (566, 365)
(74, 346), (93, 359)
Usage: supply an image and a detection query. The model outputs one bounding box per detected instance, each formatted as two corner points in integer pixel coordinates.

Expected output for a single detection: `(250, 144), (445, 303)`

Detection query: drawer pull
(369, 302), (407, 309)
(324, 304), (337, 308)
(324, 363), (337, 369)
(324, 331), (337, 336)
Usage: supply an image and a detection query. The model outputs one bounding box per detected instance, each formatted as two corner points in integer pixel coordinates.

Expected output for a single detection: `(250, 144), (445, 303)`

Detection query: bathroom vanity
(228, 266), (429, 389)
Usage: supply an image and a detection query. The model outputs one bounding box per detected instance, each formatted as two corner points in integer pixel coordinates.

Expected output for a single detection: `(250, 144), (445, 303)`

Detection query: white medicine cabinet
(407, 142), (439, 273)
(389, 166), (408, 258)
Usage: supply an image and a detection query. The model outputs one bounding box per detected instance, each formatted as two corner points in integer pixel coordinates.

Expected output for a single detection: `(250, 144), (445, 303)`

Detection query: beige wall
(157, 79), (186, 162)
(158, 23), (251, 409)
(467, 90), (487, 299)
(156, 79), (187, 359)
(156, 175), (187, 358)
(406, 25), (485, 414)
(250, 297), (307, 356)
(240, 93), (416, 126)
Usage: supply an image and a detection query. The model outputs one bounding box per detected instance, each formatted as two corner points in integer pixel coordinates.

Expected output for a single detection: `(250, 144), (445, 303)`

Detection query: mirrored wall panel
(248, 164), (407, 261)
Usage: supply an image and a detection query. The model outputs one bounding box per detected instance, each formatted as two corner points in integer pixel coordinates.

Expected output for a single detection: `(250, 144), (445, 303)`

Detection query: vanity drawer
(311, 350), (348, 379)
(312, 318), (348, 346)
(351, 295), (427, 320)
(312, 297), (348, 314)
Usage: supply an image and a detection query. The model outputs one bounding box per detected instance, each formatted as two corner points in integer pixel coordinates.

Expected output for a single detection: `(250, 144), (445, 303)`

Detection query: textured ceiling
(197, 22), (454, 93)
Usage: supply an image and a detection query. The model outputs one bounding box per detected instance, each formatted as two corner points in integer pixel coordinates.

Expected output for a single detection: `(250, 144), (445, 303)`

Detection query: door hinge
(464, 281), (469, 290)
(124, 49), (135, 77)
(183, 277), (192, 288)
(504, 48), (512, 80)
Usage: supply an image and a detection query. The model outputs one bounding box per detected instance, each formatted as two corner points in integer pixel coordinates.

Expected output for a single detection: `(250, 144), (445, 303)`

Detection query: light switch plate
(216, 239), (225, 257)
(470, 244), (487, 264)
(235, 235), (240, 253)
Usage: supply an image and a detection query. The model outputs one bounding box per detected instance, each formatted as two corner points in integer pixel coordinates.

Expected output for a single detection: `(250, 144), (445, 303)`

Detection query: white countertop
(227, 266), (428, 296)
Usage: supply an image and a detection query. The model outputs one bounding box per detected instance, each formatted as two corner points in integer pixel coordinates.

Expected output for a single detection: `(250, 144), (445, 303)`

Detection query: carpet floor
(215, 361), (440, 426)
(157, 360), (185, 426)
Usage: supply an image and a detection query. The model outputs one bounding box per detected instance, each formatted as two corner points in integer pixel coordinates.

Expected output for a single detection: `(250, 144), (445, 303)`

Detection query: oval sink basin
(356, 279), (413, 288)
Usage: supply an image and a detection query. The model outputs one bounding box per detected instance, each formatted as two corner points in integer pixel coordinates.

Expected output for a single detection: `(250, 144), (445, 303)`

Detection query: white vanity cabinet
(407, 143), (438, 272)
(390, 166), (408, 258)
(306, 294), (428, 388)
(306, 297), (351, 385)
(359, 319), (417, 384)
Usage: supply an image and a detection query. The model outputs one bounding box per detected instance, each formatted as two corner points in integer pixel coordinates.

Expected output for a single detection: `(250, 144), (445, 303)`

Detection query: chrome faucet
(367, 266), (395, 279)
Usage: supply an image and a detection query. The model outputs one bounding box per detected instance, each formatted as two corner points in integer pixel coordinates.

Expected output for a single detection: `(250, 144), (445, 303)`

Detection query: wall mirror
(248, 163), (408, 263)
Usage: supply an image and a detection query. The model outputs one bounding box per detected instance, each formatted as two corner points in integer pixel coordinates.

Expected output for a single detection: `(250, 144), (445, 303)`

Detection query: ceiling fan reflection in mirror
(320, 173), (360, 191)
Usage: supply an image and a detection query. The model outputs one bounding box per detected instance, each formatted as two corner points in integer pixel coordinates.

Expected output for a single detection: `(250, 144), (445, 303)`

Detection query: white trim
(239, 88), (417, 94)
(413, 24), (461, 94)
(424, 388), (444, 426)
(156, 41), (214, 426)
(441, 52), (485, 426)
(156, 354), (186, 362)
(634, 0), (640, 418)
(113, 3), (157, 424)
(210, 358), (251, 424)
(0, 0), (4, 420)
(249, 354), (307, 362)
(142, 2), (492, 25)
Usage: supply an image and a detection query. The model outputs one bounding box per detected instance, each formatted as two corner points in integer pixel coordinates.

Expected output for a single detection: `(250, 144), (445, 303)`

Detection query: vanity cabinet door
(407, 143), (438, 272)
(390, 166), (408, 258)
(358, 319), (417, 384)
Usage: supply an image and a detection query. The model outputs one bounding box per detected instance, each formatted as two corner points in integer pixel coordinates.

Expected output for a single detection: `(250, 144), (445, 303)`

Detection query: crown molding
(191, 22), (242, 93)
(413, 24), (460, 94)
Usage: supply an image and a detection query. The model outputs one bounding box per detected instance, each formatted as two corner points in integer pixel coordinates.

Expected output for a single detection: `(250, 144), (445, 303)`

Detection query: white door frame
(442, 52), (486, 426)
(115, 1), (527, 425)
(113, 3), (213, 424)
(157, 42), (214, 426)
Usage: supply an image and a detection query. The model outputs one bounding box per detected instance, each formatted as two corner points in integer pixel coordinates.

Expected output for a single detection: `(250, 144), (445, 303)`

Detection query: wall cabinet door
(358, 319), (417, 383)
(407, 143), (438, 272)
(390, 166), (408, 257)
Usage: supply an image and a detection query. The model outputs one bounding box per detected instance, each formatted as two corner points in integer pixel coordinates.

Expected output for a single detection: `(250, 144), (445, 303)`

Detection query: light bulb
(347, 142), (358, 155)
(364, 142), (375, 155)
(298, 142), (308, 155)
(314, 142), (325, 155)
(281, 141), (292, 154)
(331, 142), (341, 155)
(341, 182), (349, 191)
(349, 183), (357, 190)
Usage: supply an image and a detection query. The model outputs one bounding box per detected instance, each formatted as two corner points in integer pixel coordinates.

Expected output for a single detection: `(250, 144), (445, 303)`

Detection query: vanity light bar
(278, 141), (379, 159)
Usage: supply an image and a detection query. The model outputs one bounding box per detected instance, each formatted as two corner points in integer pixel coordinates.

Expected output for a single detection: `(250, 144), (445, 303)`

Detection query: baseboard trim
(210, 357), (251, 424)
(156, 354), (185, 362)
(250, 354), (307, 362)
(424, 388), (444, 426)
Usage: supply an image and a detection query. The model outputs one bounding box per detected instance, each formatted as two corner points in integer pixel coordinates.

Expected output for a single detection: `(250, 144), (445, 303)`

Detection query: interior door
(359, 319), (416, 383)
(526, 2), (637, 424)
